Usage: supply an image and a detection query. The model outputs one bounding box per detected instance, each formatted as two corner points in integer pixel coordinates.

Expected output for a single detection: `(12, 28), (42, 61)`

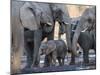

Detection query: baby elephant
(39, 40), (67, 66)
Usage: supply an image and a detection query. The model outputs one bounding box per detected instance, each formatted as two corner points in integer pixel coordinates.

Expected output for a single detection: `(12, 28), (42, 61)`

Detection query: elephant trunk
(72, 22), (82, 56)
(32, 29), (42, 67)
(65, 24), (72, 54)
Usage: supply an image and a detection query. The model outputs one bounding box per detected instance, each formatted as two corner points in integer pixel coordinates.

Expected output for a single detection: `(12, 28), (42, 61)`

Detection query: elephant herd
(11, 0), (96, 74)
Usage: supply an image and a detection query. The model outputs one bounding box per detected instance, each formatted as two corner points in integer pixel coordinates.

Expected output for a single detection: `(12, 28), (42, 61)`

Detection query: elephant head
(40, 18), (54, 33)
(20, 2), (54, 33)
(39, 41), (56, 55)
(72, 6), (96, 56)
(50, 4), (72, 53)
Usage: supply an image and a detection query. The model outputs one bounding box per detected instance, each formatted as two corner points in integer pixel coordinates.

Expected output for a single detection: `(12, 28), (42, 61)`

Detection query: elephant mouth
(42, 23), (53, 33)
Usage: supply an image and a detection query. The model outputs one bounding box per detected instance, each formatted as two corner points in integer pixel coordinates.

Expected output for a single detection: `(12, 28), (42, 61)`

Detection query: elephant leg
(52, 52), (57, 66)
(11, 27), (24, 74)
(58, 57), (64, 66)
(62, 57), (65, 66)
(32, 29), (42, 67)
(83, 50), (89, 64)
(66, 24), (72, 52)
(44, 29), (54, 67)
(44, 55), (50, 67)
(12, 48), (22, 74)
(25, 43), (33, 68)
(44, 53), (53, 67)
(57, 57), (62, 66)
(70, 52), (75, 65)
(27, 49), (33, 68)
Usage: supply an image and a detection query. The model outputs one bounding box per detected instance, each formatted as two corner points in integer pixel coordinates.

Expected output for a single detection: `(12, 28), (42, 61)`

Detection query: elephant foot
(31, 60), (40, 68)
(31, 63), (40, 68)
(83, 59), (89, 65)
(70, 62), (75, 65)
(83, 61), (89, 66)
(70, 58), (75, 65)
(43, 63), (50, 67)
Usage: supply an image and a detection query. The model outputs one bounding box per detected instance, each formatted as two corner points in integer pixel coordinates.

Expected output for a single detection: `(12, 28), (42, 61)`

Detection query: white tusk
(81, 27), (88, 32)
(47, 22), (52, 26)
(64, 22), (69, 25)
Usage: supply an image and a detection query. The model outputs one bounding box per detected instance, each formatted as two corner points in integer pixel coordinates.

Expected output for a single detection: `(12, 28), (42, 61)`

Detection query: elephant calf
(39, 40), (67, 66)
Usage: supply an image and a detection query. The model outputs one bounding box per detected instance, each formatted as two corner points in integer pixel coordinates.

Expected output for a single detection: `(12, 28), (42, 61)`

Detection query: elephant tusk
(47, 22), (52, 26)
(65, 22), (69, 25)
(81, 27), (88, 32)
(63, 22), (69, 25)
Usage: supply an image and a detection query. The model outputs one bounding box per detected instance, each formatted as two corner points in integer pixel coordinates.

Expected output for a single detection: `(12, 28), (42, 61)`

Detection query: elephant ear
(20, 2), (39, 30)
(46, 41), (56, 55)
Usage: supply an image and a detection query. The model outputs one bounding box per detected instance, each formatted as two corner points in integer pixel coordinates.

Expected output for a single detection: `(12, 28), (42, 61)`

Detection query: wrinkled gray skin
(71, 17), (80, 42)
(49, 4), (72, 51)
(12, 1), (55, 73)
(71, 25), (96, 64)
(43, 3), (72, 67)
(71, 7), (96, 64)
(20, 2), (54, 68)
(24, 29), (34, 68)
(39, 40), (67, 66)
(11, 1), (25, 74)
(78, 30), (96, 64)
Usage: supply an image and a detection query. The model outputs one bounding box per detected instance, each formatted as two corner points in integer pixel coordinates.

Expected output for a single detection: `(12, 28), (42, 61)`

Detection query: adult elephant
(20, 2), (55, 68)
(71, 6), (96, 64)
(11, 1), (54, 73)
(71, 19), (96, 64)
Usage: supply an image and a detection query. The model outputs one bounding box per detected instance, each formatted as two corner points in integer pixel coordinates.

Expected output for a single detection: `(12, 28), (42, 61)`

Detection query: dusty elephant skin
(11, 1), (71, 72)
(11, 1), (25, 74)
(72, 24), (96, 64)
(11, 0), (96, 74)
(78, 30), (96, 64)
(70, 6), (96, 64)
(70, 13), (96, 65)
(44, 3), (72, 67)
(11, 1), (55, 74)
(20, 2), (55, 68)
(72, 31), (96, 64)
(24, 28), (54, 68)
(24, 29), (34, 68)
(39, 40), (67, 66)
(49, 3), (72, 51)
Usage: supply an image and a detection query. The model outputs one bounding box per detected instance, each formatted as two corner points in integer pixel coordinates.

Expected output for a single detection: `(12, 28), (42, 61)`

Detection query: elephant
(49, 4), (72, 49)
(20, 2), (55, 68)
(24, 29), (34, 68)
(39, 40), (67, 66)
(11, 1), (25, 74)
(43, 3), (72, 67)
(11, 1), (55, 73)
(70, 6), (96, 64)
(71, 21), (96, 64)
(78, 30), (96, 64)
(71, 17), (80, 42)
